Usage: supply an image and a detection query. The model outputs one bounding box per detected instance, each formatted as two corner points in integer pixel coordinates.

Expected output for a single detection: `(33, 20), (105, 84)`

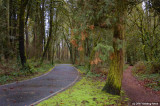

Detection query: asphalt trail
(0, 64), (79, 106)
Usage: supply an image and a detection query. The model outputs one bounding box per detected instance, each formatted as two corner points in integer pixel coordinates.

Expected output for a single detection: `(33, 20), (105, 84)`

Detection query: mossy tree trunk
(19, 0), (28, 66)
(102, 0), (127, 95)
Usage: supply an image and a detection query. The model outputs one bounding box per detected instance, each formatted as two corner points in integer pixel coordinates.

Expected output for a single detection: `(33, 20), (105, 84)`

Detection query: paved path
(0, 64), (79, 106)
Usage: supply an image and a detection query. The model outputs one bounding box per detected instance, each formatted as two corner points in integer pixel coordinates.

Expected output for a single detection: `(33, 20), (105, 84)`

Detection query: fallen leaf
(50, 91), (53, 93)
(12, 100), (16, 103)
(10, 87), (14, 89)
(3, 88), (7, 91)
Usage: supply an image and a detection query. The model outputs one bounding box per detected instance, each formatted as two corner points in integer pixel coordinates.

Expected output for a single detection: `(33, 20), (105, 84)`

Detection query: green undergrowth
(124, 64), (129, 70)
(75, 64), (129, 77)
(75, 65), (104, 77)
(74, 65), (89, 74)
(37, 67), (129, 106)
(134, 73), (160, 91)
(0, 60), (54, 85)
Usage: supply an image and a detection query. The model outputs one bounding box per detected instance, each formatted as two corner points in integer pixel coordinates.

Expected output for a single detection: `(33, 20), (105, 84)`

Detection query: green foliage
(132, 61), (160, 75)
(94, 42), (113, 61)
(86, 71), (101, 77)
(116, 39), (124, 51)
(0, 76), (13, 84)
(37, 77), (129, 106)
(132, 61), (146, 74)
(0, 60), (54, 85)
(75, 65), (90, 74)
(124, 64), (129, 70)
(133, 62), (160, 91)
(126, 3), (160, 65)
(142, 74), (160, 91)
(20, 63), (34, 75)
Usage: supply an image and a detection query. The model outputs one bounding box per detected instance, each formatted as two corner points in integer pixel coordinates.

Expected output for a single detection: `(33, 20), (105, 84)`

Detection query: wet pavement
(0, 64), (79, 106)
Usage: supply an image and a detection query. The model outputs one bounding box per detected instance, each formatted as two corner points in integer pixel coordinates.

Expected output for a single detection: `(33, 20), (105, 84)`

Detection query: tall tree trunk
(4, 0), (10, 61)
(86, 38), (90, 57)
(12, 5), (17, 53)
(25, 2), (31, 58)
(52, 11), (58, 62)
(18, 0), (28, 66)
(39, 0), (45, 57)
(41, 0), (53, 64)
(56, 44), (59, 59)
(62, 39), (64, 60)
(33, 28), (37, 59)
(0, 0), (2, 6)
(74, 47), (77, 64)
(25, 25), (29, 57)
(66, 46), (69, 60)
(59, 43), (61, 60)
(51, 45), (55, 65)
(102, 0), (127, 95)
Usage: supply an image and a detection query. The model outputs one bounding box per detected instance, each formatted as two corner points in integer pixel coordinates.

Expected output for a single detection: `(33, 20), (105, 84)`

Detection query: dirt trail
(122, 66), (160, 105)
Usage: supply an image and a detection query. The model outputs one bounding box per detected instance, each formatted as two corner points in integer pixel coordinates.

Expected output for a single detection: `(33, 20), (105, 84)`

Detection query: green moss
(103, 51), (123, 95)
(37, 77), (129, 106)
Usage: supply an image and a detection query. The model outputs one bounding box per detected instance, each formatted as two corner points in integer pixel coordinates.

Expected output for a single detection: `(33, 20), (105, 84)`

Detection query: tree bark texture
(102, 0), (127, 95)
(41, 0), (53, 64)
(19, 0), (28, 66)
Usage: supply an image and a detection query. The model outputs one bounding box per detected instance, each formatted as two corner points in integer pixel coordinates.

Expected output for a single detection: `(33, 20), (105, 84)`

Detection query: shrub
(151, 62), (160, 74)
(133, 61), (146, 74)
(91, 67), (108, 76)
(144, 61), (160, 74)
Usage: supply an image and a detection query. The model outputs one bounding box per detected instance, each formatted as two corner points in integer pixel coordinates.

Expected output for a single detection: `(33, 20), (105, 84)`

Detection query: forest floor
(0, 60), (54, 85)
(122, 66), (160, 105)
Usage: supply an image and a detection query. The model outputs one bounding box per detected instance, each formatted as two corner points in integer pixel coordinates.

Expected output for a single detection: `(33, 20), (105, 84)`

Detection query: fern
(94, 42), (113, 61)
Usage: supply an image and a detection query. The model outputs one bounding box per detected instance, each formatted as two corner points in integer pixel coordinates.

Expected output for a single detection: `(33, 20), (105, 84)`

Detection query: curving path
(122, 66), (160, 105)
(0, 64), (79, 106)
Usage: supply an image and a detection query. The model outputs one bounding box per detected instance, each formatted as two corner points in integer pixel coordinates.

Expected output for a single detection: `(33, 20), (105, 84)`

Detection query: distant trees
(0, 0), (72, 66)
(0, 0), (19, 61)
(126, 0), (160, 74)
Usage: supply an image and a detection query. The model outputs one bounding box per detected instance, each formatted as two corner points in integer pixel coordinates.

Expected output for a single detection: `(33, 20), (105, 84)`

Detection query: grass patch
(37, 70), (129, 106)
(74, 65), (89, 74)
(0, 60), (54, 85)
(124, 64), (129, 70)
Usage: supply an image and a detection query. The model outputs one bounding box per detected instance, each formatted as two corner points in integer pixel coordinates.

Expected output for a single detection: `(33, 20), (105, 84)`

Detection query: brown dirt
(122, 66), (160, 105)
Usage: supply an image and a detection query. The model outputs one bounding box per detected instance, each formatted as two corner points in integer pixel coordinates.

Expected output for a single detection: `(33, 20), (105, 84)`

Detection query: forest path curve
(0, 64), (79, 106)
(122, 66), (160, 105)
